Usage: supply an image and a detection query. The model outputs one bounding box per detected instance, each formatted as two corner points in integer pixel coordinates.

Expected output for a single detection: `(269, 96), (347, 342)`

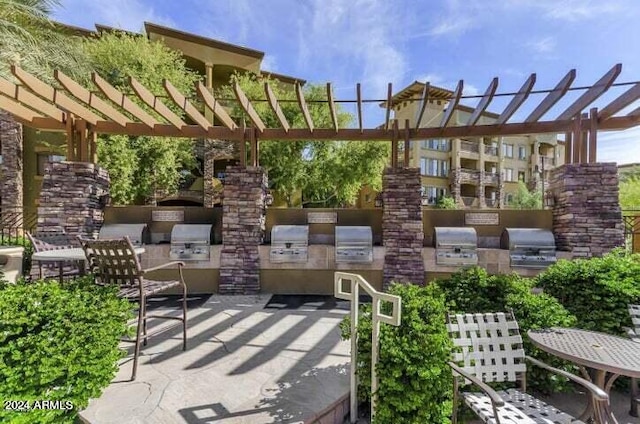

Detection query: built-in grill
(501, 228), (557, 268)
(433, 227), (479, 266)
(99, 224), (148, 246)
(170, 224), (212, 261)
(270, 225), (309, 263)
(335, 226), (373, 263)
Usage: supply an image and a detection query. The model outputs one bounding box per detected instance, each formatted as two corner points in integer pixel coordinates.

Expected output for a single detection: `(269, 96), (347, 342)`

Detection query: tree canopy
(508, 181), (542, 209)
(217, 73), (390, 207)
(620, 174), (640, 210)
(83, 32), (201, 204)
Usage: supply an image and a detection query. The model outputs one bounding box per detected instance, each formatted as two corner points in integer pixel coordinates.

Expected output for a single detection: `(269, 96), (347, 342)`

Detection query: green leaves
(509, 181), (542, 209)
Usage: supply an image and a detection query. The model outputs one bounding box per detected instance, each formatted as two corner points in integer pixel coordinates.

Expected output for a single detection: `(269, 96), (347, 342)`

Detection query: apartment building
(389, 82), (564, 209)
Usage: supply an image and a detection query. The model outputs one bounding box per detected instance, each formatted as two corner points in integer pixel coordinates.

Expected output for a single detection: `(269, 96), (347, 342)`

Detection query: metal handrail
(334, 272), (401, 423)
(460, 140), (479, 153)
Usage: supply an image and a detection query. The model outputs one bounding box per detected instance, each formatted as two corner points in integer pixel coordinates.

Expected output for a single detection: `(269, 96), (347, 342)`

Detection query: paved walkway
(80, 295), (351, 424)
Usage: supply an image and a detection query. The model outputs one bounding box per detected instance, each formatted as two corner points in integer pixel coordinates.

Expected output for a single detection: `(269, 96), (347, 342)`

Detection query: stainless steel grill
(170, 224), (212, 261)
(270, 225), (309, 263)
(99, 224), (148, 246)
(501, 228), (557, 268)
(433, 227), (478, 266)
(335, 226), (373, 263)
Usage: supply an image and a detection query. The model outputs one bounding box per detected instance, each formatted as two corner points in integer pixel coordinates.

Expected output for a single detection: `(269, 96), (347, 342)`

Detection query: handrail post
(350, 278), (359, 423)
(371, 296), (380, 421)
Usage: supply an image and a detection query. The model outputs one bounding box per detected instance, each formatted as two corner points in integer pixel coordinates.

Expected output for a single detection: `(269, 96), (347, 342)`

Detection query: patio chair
(27, 231), (82, 282)
(446, 311), (611, 424)
(629, 304), (640, 417)
(80, 236), (188, 381)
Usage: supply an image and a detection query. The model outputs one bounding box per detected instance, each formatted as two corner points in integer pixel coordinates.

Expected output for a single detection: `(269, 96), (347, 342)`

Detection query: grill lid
(271, 225), (309, 245)
(335, 226), (372, 245)
(171, 224), (212, 244)
(99, 224), (148, 246)
(500, 228), (555, 250)
(433, 227), (478, 248)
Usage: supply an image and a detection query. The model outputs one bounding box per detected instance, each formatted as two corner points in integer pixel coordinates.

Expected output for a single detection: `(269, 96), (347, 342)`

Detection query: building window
(518, 146), (527, 160)
(421, 139), (450, 151)
(420, 158), (427, 175)
(504, 168), (514, 182)
(37, 154), (65, 176)
(421, 186), (447, 205)
(503, 144), (514, 158)
(0, 154), (3, 164)
(518, 171), (526, 182)
(422, 158), (449, 177)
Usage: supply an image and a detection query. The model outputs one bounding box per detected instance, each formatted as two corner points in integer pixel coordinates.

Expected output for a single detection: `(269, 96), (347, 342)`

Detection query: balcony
(485, 198), (498, 208)
(484, 145), (499, 156)
(456, 168), (480, 184)
(461, 196), (477, 207)
(483, 172), (500, 186)
(460, 140), (480, 153)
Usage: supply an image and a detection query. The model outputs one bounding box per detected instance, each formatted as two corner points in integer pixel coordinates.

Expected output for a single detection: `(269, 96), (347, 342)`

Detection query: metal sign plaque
(151, 210), (185, 222)
(464, 212), (499, 226)
(307, 212), (338, 224)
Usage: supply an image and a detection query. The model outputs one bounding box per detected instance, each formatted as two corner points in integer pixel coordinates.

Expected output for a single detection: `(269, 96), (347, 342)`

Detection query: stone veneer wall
(37, 162), (110, 238)
(549, 163), (624, 257)
(0, 112), (23, 218)
(219, 166), (267, 294)
(382, 167), (425, 288)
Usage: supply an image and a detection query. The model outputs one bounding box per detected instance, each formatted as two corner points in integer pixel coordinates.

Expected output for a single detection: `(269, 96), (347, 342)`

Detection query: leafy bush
(0, 277), (132, 423)
(340, 283), (452, 424)
(436, 267), (577, 393)
(535, 249), (640, 336)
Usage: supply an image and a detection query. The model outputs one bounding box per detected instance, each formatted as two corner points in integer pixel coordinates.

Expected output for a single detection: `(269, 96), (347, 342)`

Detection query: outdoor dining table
(528, 327), (640, 423)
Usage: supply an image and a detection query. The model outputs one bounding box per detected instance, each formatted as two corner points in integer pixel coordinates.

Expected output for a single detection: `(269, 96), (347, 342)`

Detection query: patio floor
(80, 294), (351, 424)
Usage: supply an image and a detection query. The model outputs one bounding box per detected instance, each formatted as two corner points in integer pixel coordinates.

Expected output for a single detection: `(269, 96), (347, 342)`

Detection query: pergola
(2, 63), (640, 167)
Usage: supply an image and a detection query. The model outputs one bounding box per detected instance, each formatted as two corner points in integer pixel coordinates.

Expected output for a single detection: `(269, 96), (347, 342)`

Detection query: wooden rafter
(326, 82), (339, 132)
(0, 77), (64, 122)
(163, 79), (210, 131)
(496, 73), (536, 126)
(55, 70), (129, 127)
(403, 119), (410, 166)
(525, 69), (576, 123)
(12, 66), (102, 124)
(233, 81), (266, 133)
(589, 107), (597, 163)
(264, 82), (290, 132)
(129, 76), (186, 129)
(356, 83), (363, 132)
(0, 94), (45, 123)
(557, 63), (622, 120)
(384, 83), (393, 131)
(598, 82), (640, 120)
(440, 80), (463, 128)
(467, 77), (498, 126)
(92, 73), (158, 129)
(415, 82), (430, 130)
(295, 82), (314, 132)
(195, 81), (237, 130)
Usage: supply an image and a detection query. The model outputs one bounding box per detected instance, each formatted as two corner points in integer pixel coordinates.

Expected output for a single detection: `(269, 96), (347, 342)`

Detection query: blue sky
(53, 0), (640, 164)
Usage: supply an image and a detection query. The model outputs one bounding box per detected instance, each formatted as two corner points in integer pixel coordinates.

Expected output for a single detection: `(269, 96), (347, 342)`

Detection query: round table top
(32, 247), (145, 262)
(528, 327), (640, 378)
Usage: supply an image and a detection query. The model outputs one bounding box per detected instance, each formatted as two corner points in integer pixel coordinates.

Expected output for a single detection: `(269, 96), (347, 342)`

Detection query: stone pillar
(449, 169), (463, 207)
(0, 111), (23, 219)
(549, 163), (624, 257)
(382, 167), (425, 288)
(203, 139), (237, 207)
(476, 172), (486, 208)
(219, 166), (267, 294)
(37, 162), (110, 238)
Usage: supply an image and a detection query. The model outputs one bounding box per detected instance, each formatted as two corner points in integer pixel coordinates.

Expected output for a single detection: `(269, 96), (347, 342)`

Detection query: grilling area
(99, 206), (571, 295)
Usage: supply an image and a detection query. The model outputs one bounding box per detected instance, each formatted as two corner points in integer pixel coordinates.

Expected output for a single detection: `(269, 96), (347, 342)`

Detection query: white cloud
(261, 55), (278, 73)
(428, 17), (475, 37)
(527, 36), (556, 54)
(598, 127), (640, 165)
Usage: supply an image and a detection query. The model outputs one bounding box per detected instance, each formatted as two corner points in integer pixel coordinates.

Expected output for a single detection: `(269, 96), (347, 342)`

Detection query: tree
(83, 32), (201, 204)
(217, 73), (390, 207)
(435, 195), (457, 209)
(509, 181), (542, 209)
(620, 176), (640, 210)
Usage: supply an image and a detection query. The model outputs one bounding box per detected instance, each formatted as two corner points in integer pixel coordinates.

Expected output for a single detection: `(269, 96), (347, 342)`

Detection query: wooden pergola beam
(163, 79), (210, 131)
(55, 70), (129, 127)
(0, 94), (45, 123)
(129, 76), (186, 129)
(195, 81), (237, 130)
(12, 66), (102, 125)
(326, 82), (339, 132)
(233, 81), (266, 133)
(557, 63), (622, 120)
(295, 82), (314, 132)
(525, 69), (576, 123)
(496, 73), (536, 126)
(264, 82), (290, 132)
(415, 82), (430, 130)
(598, 82), (640, 120)
(0, 77), (64, 122)
(384, 83), (393, 131)
(92, 73), (158, 129)
(440, 80), (463, 128)
(356, 83), (363, 133)
(467, 77), (498, 126)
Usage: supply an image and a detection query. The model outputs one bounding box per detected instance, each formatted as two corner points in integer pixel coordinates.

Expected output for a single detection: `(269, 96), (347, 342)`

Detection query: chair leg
(142, 297), (148, 346)
(182, 282), (187, 351)
(131, 297), (145, 381)
(631, 377), (639, 417)
(452, 377), (459, 424)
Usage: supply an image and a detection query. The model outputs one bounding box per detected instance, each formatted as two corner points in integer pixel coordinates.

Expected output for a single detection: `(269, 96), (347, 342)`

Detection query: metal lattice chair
(628, 304), (640, 417)
(446, 311), (611, 424)
(27, 231), (83, 282)
(81, 236), (188, 381)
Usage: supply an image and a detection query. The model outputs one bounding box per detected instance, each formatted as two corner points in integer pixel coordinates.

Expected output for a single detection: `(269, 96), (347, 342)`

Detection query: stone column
(549, 163), (624, 258)
(37, 162), (110, 238)
(382, 167), (425, 288)
(0, 111), (24, 220)
(203, 139), (238, 207)
(219, 166), (267, 294)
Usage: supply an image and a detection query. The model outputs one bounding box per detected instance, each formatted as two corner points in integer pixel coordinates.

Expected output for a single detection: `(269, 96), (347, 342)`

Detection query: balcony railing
(460, 140), (480, 153)
(483, 172), (500, 186)
(457, 168), (480, 184)
(484, 145), (499, 156)
(461, 196), (476, 207)
(485, 198), (498, 208)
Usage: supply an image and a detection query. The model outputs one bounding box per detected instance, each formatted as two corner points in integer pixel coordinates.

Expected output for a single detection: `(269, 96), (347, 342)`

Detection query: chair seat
(118, 278), (182, 298)
(463, 388), (585, 424)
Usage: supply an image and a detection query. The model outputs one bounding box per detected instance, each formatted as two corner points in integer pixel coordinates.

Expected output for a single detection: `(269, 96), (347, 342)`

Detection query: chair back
(27, 231), (80, 252)
(630, 305), (640, 339)
(446, 311), (526, 384)
(80, 237), (142, 288)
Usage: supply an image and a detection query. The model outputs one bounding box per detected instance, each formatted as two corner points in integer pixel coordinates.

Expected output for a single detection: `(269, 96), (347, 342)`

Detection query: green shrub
(340, 283), (452, 424)
(436, 267), (577, 393)
(0, 276), (133, 423)
(535, 249), (640, 336)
